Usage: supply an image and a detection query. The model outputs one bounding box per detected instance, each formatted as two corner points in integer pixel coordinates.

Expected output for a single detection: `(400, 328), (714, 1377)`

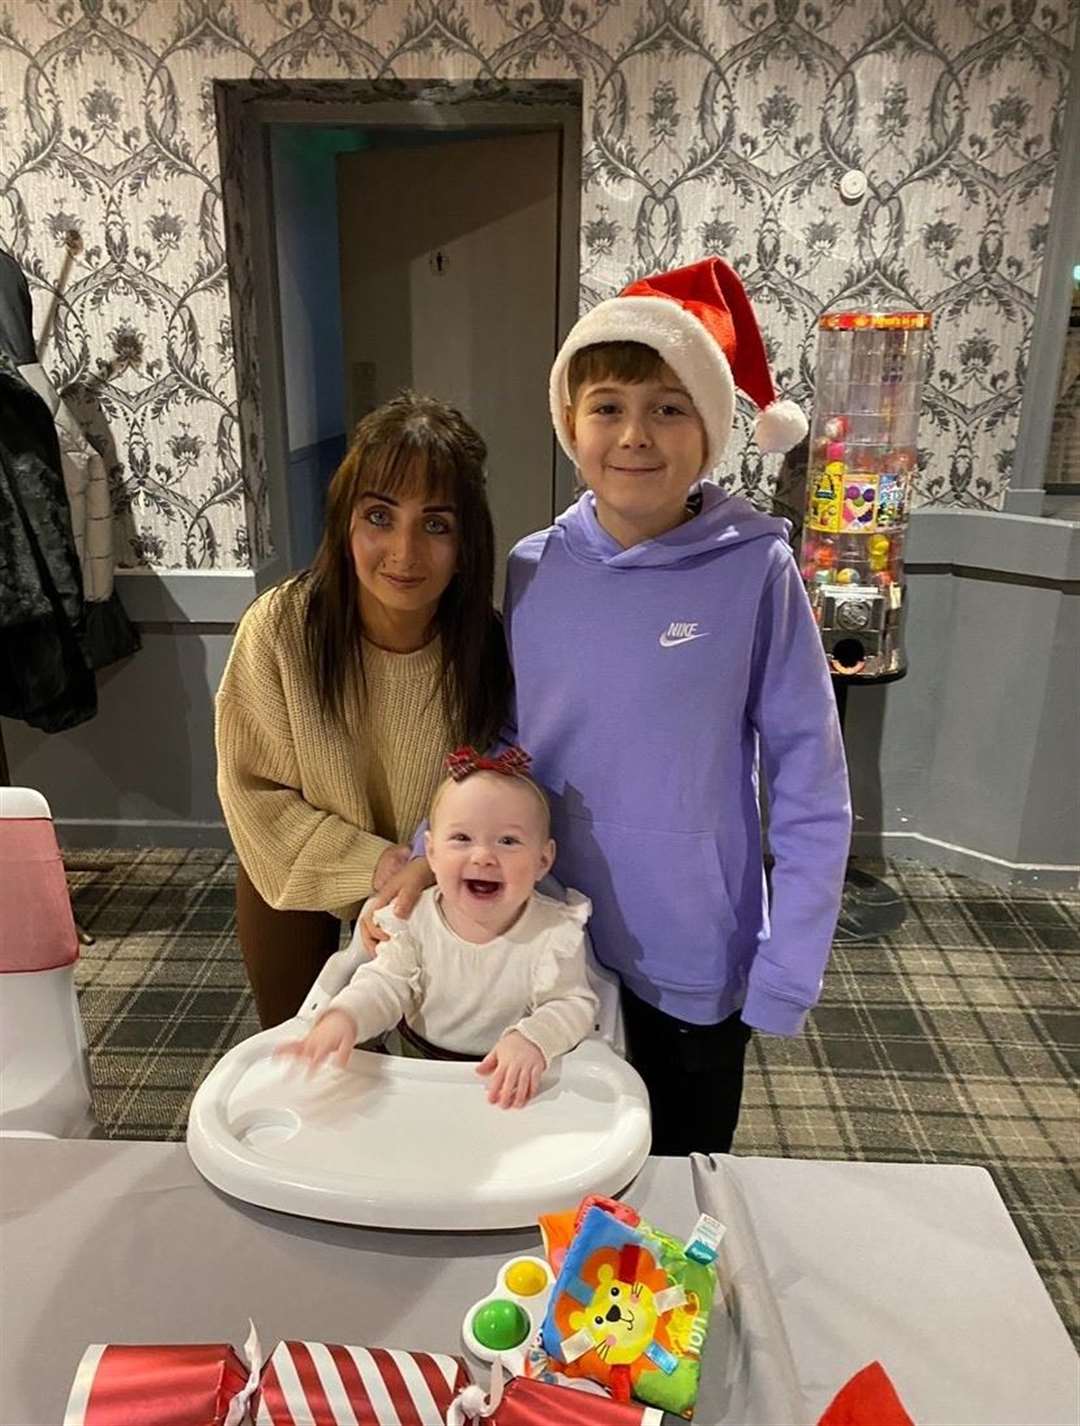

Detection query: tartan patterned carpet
(68, 848), (1079, 1346)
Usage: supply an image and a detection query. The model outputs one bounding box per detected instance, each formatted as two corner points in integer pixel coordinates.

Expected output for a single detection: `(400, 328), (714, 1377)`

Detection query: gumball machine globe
(802, 310), (931, 681)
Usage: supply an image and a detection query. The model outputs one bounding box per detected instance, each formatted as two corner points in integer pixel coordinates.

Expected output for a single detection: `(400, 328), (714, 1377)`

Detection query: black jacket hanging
(0, 248), (139, 672)
(0, 249), (35, 366)
(0, 353), (96, 732)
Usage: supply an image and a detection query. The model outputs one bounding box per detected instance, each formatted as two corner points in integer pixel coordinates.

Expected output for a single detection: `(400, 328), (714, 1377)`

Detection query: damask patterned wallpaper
(0, 0), (1075, 570)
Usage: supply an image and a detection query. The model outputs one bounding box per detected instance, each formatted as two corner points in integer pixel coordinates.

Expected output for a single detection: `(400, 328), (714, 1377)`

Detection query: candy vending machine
(801, 311), (932, 680)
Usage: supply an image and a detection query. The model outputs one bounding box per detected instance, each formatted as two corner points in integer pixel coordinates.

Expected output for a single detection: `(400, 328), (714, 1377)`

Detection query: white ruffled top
(327, 887), (599, 1064)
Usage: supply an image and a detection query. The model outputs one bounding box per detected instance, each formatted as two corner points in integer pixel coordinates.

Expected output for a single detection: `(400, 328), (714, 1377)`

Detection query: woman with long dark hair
(216, 392), (511, 1026)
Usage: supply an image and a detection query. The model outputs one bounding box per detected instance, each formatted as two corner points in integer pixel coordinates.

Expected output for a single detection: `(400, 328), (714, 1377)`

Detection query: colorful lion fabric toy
(537, 1203), (717, 1418)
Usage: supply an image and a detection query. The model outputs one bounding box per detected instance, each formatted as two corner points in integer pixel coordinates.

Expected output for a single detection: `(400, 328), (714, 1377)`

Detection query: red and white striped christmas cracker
(255, 1342), (470, 1425)
(63, 1342), (254, 1426)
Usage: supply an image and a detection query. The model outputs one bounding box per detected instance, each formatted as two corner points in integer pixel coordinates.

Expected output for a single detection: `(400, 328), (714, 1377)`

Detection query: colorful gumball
(868, 534), (891, 571)
(814, 543), (837, 569)
(836, 567), (859, 585)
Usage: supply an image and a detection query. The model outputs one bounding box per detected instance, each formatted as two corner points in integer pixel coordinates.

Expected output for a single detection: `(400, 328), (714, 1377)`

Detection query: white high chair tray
(187, 1023), (650, 1230)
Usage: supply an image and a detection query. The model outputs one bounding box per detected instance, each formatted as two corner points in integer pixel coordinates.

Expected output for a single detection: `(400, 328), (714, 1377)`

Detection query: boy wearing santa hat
(367, 256), (852, 1154)
(503, 256), (852, 1155)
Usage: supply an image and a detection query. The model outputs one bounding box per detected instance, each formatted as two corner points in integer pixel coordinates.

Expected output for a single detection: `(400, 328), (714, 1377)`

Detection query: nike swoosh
(659, 632), (709, 648)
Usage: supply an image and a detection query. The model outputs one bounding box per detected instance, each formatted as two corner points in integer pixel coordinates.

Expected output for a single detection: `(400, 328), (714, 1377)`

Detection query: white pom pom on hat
(755, 398), (808, 455)
(550, 255), (808, 473)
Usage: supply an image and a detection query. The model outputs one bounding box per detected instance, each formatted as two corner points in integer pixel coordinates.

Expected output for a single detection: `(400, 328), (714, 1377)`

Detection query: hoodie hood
(554, 481), (790, 569)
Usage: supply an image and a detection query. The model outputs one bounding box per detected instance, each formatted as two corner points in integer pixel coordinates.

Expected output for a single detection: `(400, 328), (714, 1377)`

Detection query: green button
(471, 1298), (530, 1351)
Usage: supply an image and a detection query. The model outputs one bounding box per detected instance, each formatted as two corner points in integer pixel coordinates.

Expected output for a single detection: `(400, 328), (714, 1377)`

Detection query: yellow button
(505, 1260), (547, 1297)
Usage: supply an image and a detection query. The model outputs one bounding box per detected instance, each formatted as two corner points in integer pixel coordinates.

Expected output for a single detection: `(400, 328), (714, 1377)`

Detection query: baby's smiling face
(425, 773), (555, 942)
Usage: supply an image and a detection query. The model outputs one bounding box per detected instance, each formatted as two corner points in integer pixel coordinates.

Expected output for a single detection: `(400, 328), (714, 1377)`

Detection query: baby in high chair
(277, 747), (598, 1108)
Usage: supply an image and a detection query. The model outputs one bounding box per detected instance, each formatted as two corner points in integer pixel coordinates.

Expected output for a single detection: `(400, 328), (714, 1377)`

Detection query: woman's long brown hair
(289, 391), (511, 750)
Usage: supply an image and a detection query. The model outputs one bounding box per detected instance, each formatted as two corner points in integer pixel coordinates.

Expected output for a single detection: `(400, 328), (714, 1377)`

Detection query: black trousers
(621, 983), (753, 1157)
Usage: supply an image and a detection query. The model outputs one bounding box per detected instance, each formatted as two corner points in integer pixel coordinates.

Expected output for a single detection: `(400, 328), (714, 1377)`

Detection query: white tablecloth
(0, 1140), (1075, 1425)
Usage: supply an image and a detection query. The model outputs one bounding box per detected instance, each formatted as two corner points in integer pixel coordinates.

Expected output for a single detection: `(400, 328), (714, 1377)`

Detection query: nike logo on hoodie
(659, 621), (709, 648)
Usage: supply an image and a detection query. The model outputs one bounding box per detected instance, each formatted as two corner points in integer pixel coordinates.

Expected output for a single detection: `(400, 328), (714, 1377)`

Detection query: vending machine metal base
(830, 677), (908, 943)
(802, 310), (933, 937)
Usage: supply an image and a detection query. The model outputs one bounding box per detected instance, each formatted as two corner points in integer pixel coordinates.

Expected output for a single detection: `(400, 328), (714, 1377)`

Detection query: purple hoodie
(503, 484), (851, 1035)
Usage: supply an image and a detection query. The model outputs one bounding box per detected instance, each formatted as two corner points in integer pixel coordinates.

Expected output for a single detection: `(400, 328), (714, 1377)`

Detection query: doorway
(215, 81), (582, 591)
(336, 128), (560, 583)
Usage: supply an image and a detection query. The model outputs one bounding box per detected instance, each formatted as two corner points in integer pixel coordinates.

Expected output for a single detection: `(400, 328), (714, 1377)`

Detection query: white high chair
(0, 788), (97, 1138)
(187, 880), (650, 1230)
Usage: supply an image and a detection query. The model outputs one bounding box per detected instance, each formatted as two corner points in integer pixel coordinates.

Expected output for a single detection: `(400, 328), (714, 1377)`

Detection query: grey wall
(2, 573), (253, 847)
(7, 511), (1078, 890)
(844, 511), (1080, 888)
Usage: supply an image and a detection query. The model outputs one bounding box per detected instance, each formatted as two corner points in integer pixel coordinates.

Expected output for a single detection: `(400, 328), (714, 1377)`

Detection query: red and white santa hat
(549, 255), (807, 473)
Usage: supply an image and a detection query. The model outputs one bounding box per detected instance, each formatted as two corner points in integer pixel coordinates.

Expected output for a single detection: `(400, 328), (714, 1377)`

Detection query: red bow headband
(445, 745), (532, 781)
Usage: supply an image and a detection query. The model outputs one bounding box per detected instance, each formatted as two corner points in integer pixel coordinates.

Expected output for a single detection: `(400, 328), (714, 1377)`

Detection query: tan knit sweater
(215, 581), (452, 920)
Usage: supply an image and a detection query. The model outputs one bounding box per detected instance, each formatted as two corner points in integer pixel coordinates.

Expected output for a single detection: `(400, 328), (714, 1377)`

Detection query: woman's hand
(359, 855), (435, 955)
(372, 843), (411, 893)
(275, 1008), (358, 1073)
(476, 1030), (546, 1109)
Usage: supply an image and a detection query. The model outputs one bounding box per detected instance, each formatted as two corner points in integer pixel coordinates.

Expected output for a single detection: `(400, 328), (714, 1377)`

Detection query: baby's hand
(274, 1008), (357, 1074)
(476, 1030), (546, 1109)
